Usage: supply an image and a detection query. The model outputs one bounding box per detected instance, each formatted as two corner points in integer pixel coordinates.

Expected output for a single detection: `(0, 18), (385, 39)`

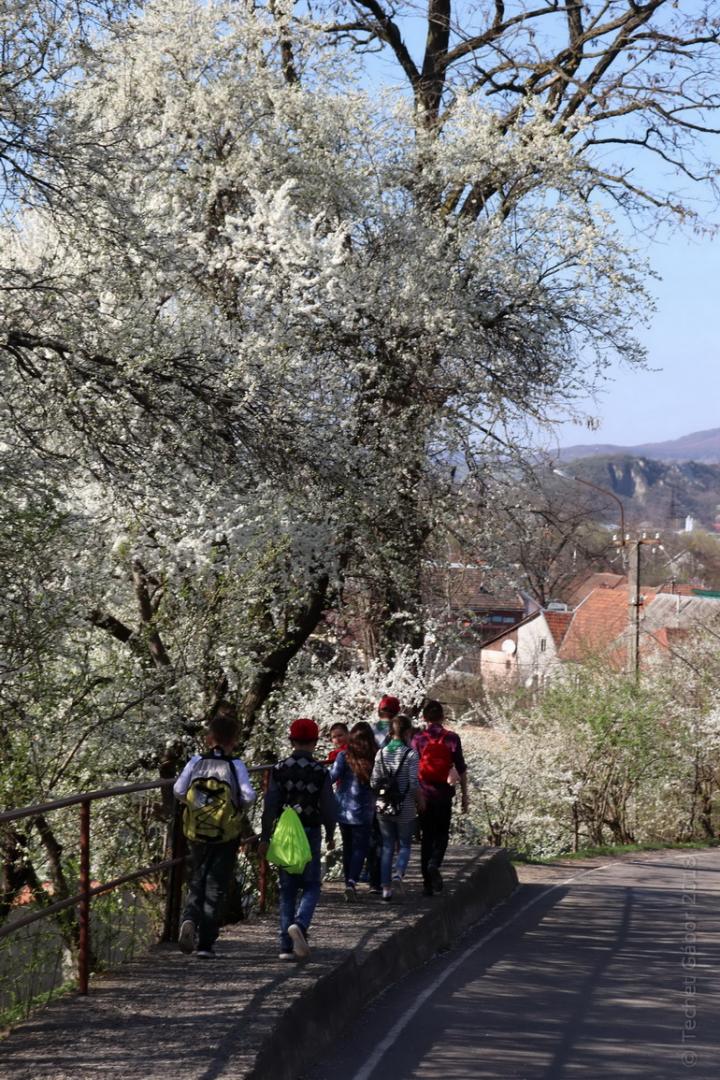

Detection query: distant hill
(565, 455), (720, 529)
(559, 428), (720, 464)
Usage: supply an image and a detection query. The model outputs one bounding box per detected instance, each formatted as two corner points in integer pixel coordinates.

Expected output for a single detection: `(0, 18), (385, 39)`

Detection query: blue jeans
(377, 816), (415, 887)
(339, 822), (372, 885)
(278, 826), (322, 951)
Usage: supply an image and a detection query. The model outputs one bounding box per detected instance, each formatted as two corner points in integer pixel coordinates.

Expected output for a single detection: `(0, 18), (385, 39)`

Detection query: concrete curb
(248, 847), (518, 1080)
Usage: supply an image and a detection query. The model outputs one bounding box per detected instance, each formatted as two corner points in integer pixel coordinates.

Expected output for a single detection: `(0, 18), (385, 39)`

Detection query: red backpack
(418, 732), (453, 785)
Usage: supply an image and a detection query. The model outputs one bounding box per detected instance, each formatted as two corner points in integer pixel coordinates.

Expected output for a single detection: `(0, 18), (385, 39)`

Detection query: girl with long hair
(330, 720), (377, 901)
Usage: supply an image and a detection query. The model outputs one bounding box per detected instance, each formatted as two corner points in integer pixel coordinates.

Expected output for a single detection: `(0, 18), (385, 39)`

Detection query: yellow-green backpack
(183, 753), (243, 844)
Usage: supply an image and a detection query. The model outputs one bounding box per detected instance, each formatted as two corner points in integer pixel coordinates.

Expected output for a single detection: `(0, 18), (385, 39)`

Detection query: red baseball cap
(377, 695), (400, 716)
(289, 717), (319, 742)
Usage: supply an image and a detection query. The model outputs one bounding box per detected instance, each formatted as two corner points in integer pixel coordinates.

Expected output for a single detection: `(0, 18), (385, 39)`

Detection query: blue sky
(554, 230), (720, 449)
(359, 4), (720, 453)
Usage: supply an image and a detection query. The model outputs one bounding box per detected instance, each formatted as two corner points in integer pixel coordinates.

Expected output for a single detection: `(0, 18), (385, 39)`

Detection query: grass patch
(0, 978), (77, 1038)
(511, 838), (720, 866)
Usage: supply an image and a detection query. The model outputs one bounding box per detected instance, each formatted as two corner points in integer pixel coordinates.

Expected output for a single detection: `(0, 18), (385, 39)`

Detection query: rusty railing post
(78, 799), (91, 995)
(258, 767), (270, 914)
(162, 799), (186, 942)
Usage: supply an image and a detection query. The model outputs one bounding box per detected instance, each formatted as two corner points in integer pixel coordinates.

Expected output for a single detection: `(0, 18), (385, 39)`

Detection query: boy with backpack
(258, 718), (337, 962)
(412, 699), (468, 897)
(173, 704), (257, 958)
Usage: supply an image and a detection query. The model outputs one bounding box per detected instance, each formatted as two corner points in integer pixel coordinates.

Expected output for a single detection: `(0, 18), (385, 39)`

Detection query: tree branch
(131, 559), (172, 668)
(352, 0), (420, 87)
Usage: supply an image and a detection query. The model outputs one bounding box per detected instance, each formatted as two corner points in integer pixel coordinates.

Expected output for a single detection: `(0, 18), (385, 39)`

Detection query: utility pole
(627, 540), (641, 682)
(626, 533), (662, 683)
(553, 467), (661, 682)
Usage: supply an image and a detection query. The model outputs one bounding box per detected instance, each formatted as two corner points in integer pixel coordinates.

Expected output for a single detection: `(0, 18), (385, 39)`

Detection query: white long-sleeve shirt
(173, 749), (257, 806)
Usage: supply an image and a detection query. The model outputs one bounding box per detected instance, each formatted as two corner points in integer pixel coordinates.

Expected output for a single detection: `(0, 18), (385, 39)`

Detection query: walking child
(258, 718), (337, 962)
(371, 713), (422, 901)
(330, 721), (376, 902)
(365, 694), (400, 890)
(173, 705), (256, 957)
(412, 699), (468, 896)
(373, 694), (400, 748)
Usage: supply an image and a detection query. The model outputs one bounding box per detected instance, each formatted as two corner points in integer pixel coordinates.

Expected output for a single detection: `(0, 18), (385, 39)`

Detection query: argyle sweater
(260, 750), (337, 841)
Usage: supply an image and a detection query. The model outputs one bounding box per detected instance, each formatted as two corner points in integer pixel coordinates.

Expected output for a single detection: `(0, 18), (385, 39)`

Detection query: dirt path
(0, 847), (512, 1080)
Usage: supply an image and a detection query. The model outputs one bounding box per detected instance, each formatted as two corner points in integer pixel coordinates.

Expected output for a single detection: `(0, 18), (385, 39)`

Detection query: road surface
(305, 849), (720, 1080)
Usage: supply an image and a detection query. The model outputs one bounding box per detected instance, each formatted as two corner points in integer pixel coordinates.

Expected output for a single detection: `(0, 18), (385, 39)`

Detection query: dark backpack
(418, 732), (453, 785)
(373, 748), (410, 817)
(183, 751), (243, 843)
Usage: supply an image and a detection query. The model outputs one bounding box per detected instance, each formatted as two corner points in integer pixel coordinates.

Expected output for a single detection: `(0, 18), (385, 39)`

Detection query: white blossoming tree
(2, 0), (651, 649)
(1, 0), (719, 935)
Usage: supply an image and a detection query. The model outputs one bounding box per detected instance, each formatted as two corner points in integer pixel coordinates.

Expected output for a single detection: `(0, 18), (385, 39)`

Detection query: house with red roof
(565, 572), (627, 608)
(479, 580), (720, 686)
(559, 586), (720, 668)
(557, 586), (641, 666)
(480, 607), (573, 688)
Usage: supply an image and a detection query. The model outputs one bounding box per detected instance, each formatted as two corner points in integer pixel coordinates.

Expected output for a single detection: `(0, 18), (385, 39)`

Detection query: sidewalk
(0, 846), (516, 1080)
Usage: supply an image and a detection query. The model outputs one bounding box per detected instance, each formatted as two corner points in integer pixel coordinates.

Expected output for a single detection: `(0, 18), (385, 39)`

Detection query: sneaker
(196, 949), (216, 959)
(381, 887), (393, 902)
(368, 885), (382, 894)
(392, 874), (404, 895)
(422, 883), (434, 897)
(429, 867), (443, 892)
(278, 951), (295, 962)
(288, 923), (311, 960)
(344, 884), (357, 903)
(178, 919), (196, 954)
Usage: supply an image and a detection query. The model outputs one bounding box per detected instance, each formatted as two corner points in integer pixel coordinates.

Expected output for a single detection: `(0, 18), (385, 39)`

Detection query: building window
(540, 638), (547, 652)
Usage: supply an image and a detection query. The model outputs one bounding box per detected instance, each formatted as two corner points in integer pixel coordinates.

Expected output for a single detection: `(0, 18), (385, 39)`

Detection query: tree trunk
(0, 826), (42, 925)
(239, 574), (331, 749)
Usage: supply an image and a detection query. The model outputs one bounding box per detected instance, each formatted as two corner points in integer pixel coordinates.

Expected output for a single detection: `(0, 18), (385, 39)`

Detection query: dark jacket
(260, 750), (337, 841)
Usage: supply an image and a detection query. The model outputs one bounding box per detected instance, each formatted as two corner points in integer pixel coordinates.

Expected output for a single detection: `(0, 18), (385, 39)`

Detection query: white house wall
(515, 614), (562, 687)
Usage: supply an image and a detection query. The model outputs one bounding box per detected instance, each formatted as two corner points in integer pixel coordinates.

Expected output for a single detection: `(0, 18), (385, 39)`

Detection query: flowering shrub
(452, 646), (720, 858)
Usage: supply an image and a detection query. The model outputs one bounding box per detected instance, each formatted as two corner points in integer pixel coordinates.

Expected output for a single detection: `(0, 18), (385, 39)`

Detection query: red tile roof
(566, 572), (627, 607)
(558, 586), (656, 663)
(424, 565), (525, 613)
(647, 626), (690, 653)
(544, 611), (573, 648)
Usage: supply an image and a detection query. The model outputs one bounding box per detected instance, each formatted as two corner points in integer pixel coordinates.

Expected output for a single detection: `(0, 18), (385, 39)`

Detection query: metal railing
(0, 766), (272, 995)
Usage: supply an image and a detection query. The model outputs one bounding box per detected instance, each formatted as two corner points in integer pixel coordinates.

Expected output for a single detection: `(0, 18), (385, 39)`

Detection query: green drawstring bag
(266, 807), (312, 875)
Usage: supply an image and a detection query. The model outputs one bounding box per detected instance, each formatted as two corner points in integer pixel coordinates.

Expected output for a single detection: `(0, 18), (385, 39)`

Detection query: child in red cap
(374, 694), (400, 748)
(259, 718), (336, 961)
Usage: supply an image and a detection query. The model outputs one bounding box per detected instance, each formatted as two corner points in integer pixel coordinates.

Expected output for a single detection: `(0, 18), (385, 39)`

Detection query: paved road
(305, 849), (720, 1080)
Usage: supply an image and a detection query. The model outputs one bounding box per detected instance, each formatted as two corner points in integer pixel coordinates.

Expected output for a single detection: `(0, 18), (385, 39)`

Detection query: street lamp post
(552, 468), (627, 543)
